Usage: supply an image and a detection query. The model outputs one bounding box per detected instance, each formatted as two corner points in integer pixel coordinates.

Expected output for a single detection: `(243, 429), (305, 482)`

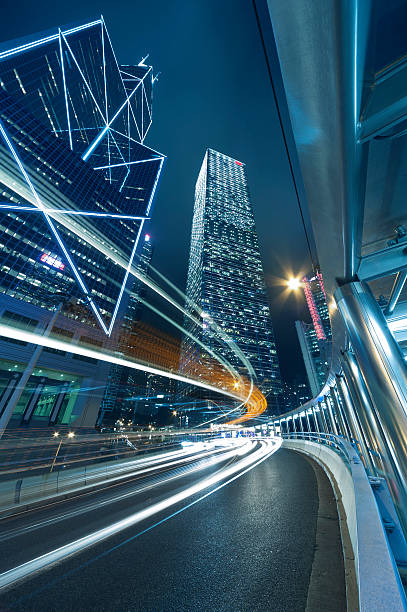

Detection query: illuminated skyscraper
(0, 19), (165, 430)
(295, 272), (331, 397)
(180, 149), (282, 418)
(301, 273), (331, 341)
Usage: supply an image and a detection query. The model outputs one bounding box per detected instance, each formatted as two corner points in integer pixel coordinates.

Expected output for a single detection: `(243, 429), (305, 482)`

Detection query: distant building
(0, 19), (164, 431)
(302, 272), (331, 340)
(99, 234), (155, 427)
(295, 272), (332, 397)
(180, 149), (282, 423)
(281, 376), (311, 412)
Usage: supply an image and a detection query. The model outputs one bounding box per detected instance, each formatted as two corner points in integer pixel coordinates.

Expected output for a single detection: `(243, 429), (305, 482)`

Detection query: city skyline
(0, 0), (313, 383)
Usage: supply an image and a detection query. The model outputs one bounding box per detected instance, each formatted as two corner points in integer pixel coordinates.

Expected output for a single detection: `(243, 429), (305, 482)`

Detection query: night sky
(0, 0), (313, 383)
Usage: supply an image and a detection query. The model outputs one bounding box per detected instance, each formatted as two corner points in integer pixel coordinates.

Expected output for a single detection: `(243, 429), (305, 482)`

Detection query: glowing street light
(233, 381), (240, 390)
(50, 431), (76, 472)
(287, 277), (301, 291)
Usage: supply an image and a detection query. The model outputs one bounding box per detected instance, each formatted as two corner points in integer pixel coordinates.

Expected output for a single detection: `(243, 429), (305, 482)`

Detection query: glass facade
(99, 233), (154, 425)
(180, 149), (282, 417)
(0, 19), (164, 334)
(296, 272), (332, 397)
(0, 19), (165, 430)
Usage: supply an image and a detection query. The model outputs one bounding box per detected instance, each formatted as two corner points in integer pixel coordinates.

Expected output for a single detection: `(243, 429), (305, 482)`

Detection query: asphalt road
(0, 445), (345, 612)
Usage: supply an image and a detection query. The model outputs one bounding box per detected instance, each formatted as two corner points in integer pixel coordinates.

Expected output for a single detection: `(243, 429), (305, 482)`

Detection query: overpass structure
(254, 0), (407, 608)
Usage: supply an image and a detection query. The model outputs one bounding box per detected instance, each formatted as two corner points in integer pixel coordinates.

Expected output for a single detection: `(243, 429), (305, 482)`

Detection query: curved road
(0, 441), (345, 611)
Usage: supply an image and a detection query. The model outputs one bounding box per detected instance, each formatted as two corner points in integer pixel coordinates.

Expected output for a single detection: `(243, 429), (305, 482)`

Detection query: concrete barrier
(283, 438), (407, 611)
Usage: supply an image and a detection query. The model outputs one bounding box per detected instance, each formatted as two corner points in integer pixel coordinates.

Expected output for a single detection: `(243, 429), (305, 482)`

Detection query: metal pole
(330, 385), (349, 439)
(318, 402), (329, 435)
(0, 303), (63, 438)
(298, 412), (304, 438)
(342, 350), (385, 476)
(336, 281), (407, 534)
(321, 400), (332, 434)
(312, 405), (321, 442)
(305, 409), (312, 439)
(384, 270), (407, 316)
(50, 439), (63, 473)
(292, 415), (296, 438)
(324, 396), (338, 436)
(337, 372), (374, 475)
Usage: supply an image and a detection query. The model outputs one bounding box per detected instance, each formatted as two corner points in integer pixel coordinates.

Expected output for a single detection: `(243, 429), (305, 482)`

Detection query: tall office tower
(0, 20), (165, 430)
(295, 320), (330, 397)
(295, 271), (332, 397)
(99, 233), (154, 426)
(180, 149), (282, 421)
(302, 272), (331, 340)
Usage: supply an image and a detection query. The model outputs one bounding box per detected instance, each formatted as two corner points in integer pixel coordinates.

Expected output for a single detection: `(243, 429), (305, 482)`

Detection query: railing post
(318, 401), (329, 435)
(312, 405), (321, 442)
(342, 350), (385, 476)
(336, 373), (375, 475)
(305, 409), (312, 438)
(330, 385), (350, 439)
(298, 412), (304, 437)
(336, 281), (407, 534)
(324, 395), (338, 436)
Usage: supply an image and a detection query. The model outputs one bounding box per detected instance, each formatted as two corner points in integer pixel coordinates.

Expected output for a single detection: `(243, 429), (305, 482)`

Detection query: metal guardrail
(282, 433), (407, 610)
(281, 432), (354, 469)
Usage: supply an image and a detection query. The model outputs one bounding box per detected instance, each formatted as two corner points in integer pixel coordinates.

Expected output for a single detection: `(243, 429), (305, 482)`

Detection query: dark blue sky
(0, 0), (312, 382)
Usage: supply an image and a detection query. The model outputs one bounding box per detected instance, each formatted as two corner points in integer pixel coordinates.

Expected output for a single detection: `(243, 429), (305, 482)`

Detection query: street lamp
(287, 277), (302, 291)
(50, 431), (75, 472)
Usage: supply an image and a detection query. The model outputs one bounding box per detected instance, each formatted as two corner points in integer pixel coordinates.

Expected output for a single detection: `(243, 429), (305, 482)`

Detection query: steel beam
(335, 280), (407, 535)
(385, 270), (407, 316)
(359, 56), (407, 143)
(358, 242), (407, 281)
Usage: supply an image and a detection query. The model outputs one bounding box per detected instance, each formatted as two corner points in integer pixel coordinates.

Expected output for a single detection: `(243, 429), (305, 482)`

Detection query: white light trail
(0, 323), (242, 402)
(0, 439), (280, 591)
(0, 442), (241, 543)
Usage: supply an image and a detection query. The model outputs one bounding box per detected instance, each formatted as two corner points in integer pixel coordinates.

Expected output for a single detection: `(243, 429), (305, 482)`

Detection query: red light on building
(302, 276), (326, 341)
(235, 160), (243, 166)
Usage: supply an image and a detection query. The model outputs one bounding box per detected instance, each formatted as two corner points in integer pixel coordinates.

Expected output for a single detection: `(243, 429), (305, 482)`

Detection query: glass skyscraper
(180, 149), (282, 420)
(295, 272), (332, 397)
(0, 18), (164, 334)
(0, 19), (165, 430)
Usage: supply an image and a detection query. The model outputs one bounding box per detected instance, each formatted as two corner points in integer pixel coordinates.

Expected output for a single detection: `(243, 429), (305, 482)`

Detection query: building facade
(180, 149), (282, 422)
(0, 19), (164, 431)
(295, 272), (332, 398)
(99, 233), (155, 427)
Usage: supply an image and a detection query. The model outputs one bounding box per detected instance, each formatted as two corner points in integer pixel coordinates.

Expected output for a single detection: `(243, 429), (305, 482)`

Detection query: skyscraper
(0, 19), (165, 430)
(295, 272), (332, 397)
(180, 149), (282, 421)
(301, 273), (331, 341)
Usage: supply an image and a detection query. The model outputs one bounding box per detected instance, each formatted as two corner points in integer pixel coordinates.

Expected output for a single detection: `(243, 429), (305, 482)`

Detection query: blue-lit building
(99, 232), (155, 427)
(180, 149), (282, 422)
(295, 273), (332, 397)
(0, 19), (165, 431)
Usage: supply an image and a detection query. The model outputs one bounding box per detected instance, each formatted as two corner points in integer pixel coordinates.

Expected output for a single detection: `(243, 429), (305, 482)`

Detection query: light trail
(0, 441), (240, 543)
(0, 322), (243, 403)
(0, 439), (280, 591)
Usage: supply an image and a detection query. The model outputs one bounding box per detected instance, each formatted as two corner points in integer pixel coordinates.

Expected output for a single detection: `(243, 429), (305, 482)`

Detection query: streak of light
(0, 442), (239, 544)
(0, 439), (280, 591)
(0, 322), (242, 403)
